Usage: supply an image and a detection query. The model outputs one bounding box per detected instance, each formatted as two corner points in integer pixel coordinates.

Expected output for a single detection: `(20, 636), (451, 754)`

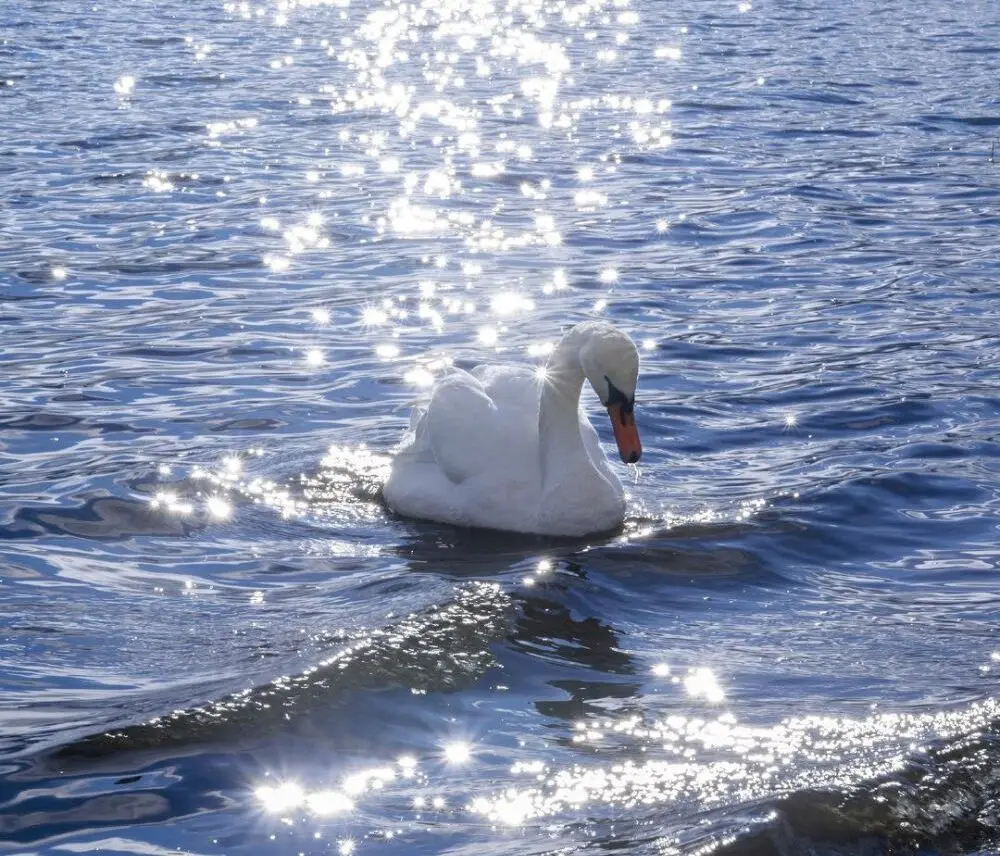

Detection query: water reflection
(683, 668), (725, 704)
(512, 591), (635, 675)
(42, 581), (510, 765)
(112, 75), (136, 96)
(470, 699), (1000, 835)
(442, 742), (471, 765)
(7, 0), (999, 850)
(10, 434), (1000, 854)
(247, 696), (1000, 853)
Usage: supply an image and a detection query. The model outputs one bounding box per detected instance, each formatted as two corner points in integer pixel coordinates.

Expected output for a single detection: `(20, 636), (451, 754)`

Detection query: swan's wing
(399, 402), (437, 464)
(425, 370), (502, 483)
(471, 365), (540, 414)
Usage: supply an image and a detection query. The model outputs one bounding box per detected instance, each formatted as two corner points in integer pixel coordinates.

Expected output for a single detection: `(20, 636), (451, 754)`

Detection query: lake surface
(2, 0), (1000, 852)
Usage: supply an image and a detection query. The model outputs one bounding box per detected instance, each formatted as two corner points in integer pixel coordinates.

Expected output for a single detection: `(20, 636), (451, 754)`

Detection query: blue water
(3, 0), (1000, 852)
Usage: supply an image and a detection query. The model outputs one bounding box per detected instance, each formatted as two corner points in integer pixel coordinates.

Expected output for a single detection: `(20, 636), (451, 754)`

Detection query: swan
(383, 321), (642, 536)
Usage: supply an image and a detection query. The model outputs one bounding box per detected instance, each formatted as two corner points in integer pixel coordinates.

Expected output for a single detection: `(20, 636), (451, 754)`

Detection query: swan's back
(384, 364), (547, 527)
(471, 365), (540, 415)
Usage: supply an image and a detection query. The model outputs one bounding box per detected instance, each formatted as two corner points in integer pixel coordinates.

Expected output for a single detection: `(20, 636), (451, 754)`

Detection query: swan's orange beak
(607, 403), (642, 464)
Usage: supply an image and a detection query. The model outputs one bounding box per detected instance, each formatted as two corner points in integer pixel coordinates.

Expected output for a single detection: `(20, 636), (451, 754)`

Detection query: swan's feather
(470, 365), (539, 413)
(425, 370), (501, 484)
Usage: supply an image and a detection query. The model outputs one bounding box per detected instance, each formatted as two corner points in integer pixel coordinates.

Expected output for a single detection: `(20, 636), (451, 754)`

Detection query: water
(2, 0), (1000, 852)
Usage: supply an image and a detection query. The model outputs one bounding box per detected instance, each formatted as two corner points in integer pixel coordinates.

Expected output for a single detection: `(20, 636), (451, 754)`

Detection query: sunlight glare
(404, 366), (435, 387)
(491, 292), (535, 316)
(205, 496), (232, 520)
(684, 667), (726, 703)
(362, 306), (389, 326)
(305, 791), (354, 815)
(256, 782), (305, 813)
(443, 741), (472, 764)
(113, 75), (136, 95)
(655, 46), (682, 60)
(376, 343), (400, 359)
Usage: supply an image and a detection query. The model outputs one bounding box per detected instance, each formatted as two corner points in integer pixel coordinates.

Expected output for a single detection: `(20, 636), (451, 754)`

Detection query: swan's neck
(538, 336), (588, 488)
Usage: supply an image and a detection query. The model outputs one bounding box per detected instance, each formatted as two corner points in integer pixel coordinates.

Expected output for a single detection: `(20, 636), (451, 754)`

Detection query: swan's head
(578, 324), (642, 464)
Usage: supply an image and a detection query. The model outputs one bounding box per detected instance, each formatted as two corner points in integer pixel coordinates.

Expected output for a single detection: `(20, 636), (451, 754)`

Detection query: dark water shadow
(22, 582), (509, 772)
(710, 719), (1000, 856)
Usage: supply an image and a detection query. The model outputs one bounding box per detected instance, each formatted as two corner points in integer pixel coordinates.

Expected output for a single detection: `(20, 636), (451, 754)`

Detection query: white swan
(383, 321), (642, 536)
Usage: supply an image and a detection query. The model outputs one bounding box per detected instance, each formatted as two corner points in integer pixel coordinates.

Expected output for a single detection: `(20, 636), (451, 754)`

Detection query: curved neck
(538, 333), (588, 487)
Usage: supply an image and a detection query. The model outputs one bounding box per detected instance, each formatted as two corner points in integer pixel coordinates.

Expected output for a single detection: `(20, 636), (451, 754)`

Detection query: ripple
(3, 0), (1000, 852)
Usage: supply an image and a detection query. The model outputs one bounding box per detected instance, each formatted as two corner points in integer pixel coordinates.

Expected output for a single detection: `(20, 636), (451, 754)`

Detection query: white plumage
(383, 321), (642, 536)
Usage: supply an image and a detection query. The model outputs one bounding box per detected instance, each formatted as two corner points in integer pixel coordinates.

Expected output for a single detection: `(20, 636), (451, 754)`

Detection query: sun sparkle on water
(33, 0), (989, 851)
(113, 74), (136, 95)
(205, 495), (232, 520)
(443, 741), (472, 764)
